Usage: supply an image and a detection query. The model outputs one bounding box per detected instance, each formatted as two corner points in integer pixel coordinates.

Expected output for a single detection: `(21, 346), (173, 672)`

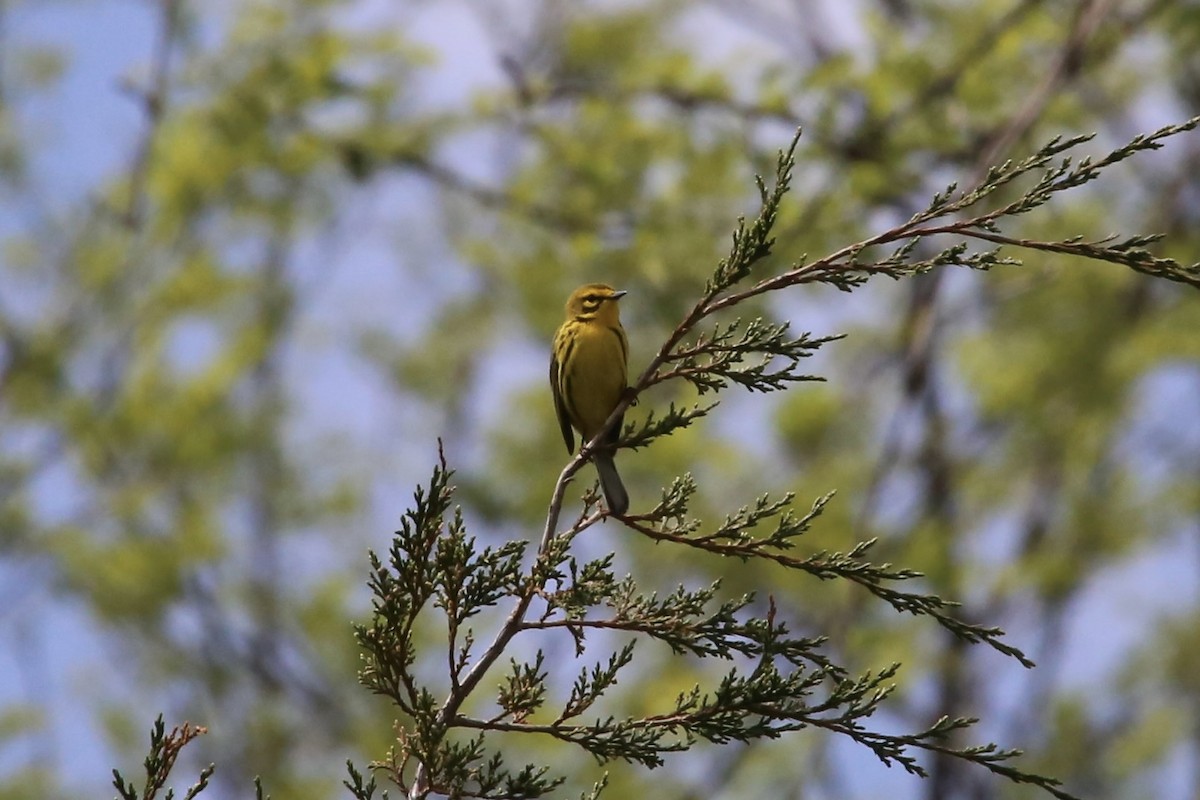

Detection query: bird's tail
(594, 452), (629, 516)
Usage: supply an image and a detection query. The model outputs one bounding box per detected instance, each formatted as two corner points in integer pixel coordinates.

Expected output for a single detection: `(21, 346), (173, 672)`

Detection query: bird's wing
(549, 352), (575, 453)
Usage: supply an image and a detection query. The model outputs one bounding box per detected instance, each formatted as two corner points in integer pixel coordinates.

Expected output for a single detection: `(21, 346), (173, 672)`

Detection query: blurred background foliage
(1, 0), (1198, 798)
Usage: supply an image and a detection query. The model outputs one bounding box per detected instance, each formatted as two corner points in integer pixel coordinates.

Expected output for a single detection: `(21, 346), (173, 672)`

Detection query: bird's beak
(610, 290), (627, 299)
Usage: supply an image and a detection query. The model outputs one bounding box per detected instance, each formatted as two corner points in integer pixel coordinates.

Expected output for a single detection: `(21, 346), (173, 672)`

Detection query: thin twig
(120, 0), (181, 229)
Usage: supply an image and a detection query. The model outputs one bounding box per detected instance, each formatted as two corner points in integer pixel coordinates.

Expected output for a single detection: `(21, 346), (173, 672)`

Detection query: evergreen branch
(432, 509), (526, 689)
(444, 663), (879, 770)
(458, 661), (1079, 798)
(617, 401), (717, 450)
(342, 118), (1200, 797)
(537, 567), (842, 679)
(535, 506), (607, 589)
(497, 651), (549, 723)
(538, 580), (750, 659)
(539, 554), (618, 624)
(920, 227), (1200, 287)
(577, 773), (609, 800)
(701, 115), (1200, 315)
(356, 443), (566, 797)
(697, 490), (835, 549)
(112, 716), (212, 800)
(652, 317), (842, 395)
(452, 715), (688, 768)
(526, 596), (841, 677)
(625, 119), (1199, 440)
(627, 490), (1034, 668)
(916, 131), (1098, 222)
(355, 449), (460, 710)
(434, 516), (526, 627)
(409, 731), (566, 800)
(343, 761), (380, 800)
(802, 713), (1080, 799)
(580, 131), (806, 456)
(706, 129), (802, 295)
(556, 643), (638, 723)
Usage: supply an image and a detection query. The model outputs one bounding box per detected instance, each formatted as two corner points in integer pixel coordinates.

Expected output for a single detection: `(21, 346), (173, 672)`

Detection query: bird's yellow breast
(561, 320), (627, 440)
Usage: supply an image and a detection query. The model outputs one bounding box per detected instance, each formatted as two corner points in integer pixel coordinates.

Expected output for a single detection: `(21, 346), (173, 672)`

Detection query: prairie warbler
(550, 283), (630, 515)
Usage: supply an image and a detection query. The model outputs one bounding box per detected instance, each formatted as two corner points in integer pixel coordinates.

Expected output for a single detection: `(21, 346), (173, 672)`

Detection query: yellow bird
(550, 283), (630, 515)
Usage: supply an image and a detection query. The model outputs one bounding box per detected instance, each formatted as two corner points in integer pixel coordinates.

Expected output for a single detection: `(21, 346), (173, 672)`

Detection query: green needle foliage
(109, 116), (1200, 799)
(337, 122), (1200, 800)
(112, 716), (213, 800)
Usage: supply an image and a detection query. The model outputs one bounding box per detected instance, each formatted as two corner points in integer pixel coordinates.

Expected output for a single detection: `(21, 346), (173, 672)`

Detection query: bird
(550, 283), (630, 515)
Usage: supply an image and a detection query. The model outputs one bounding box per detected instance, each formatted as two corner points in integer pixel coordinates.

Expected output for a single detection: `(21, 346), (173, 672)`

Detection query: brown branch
(118, 0), (181, 229)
